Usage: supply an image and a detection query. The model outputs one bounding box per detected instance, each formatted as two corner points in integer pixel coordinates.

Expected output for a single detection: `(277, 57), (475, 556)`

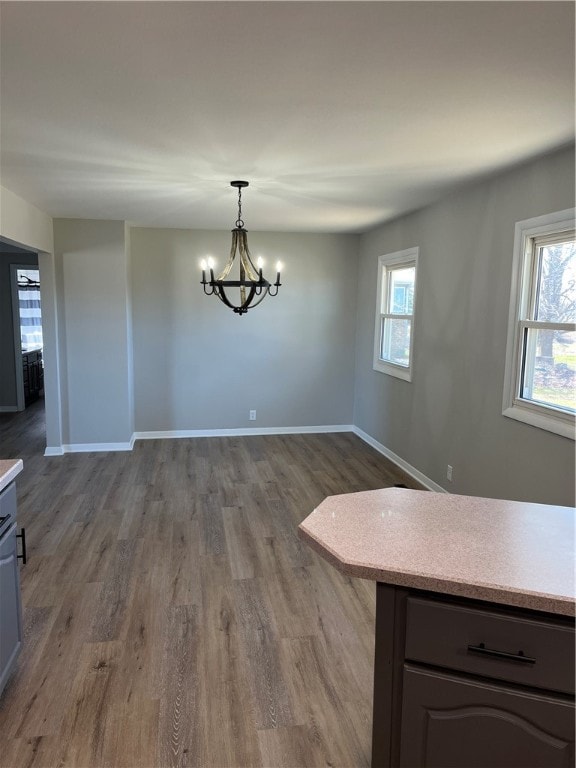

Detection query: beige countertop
(298, 488), (575, 617)
(0, 459), (24, 494)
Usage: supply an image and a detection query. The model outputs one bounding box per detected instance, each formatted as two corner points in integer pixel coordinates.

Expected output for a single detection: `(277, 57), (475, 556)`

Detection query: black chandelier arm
(214, 284), (239, 311)
(215, 283), (259, 315)
(200, 275), (217, 295)
(202, 273), (279, 305)
(211, 280), (278, 314)
(216, 281), (260, 315)
(202, 273), (280, 306)
(243, 288), (269, 311)
(238, 284), (259, 313)
(267, 282), (281, 297)
(241, 284), (277, 311)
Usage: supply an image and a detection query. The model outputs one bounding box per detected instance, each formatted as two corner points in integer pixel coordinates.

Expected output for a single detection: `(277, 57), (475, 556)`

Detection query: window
(373, 247), (418, 381)
(503, 210), (575, 439)
(17, 269), (43, 351)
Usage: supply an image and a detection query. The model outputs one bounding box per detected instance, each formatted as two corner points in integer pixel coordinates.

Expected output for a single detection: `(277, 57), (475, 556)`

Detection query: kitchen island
(298, 488), (575, 767)
(0, 459), (24, 493)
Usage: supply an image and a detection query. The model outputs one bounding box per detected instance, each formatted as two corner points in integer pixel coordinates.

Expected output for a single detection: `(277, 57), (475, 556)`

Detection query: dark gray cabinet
(22, 348), (43, 406)
(372, 585), (575, 768)
(400, 665), (574, 768)
(0, 483), (23, 697)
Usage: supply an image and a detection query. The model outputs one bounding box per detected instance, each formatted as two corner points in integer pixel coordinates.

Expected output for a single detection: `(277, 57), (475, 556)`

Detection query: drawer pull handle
(467, 642), (535, 664)
(17, 527), (27, 565)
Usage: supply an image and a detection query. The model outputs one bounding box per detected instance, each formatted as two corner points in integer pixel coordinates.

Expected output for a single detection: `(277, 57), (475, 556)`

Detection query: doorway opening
(9, 263), (43, 411)
(1, 238), (55, 456)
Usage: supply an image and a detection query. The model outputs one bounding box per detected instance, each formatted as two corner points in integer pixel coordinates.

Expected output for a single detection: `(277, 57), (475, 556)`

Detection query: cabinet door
(29, 358), (39, 398)
(22, 358), (30, 404)
(400, 665), (574, 768)
(0, 523), (23, 696)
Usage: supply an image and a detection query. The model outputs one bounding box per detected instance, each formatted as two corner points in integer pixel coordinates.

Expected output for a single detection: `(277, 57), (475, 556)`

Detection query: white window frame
(373, 247), (418, 382)
(502, 209), (576, 440)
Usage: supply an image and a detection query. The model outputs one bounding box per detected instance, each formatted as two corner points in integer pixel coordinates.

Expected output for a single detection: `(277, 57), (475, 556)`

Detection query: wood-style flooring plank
(89, 538), (141, 644)
(168, 519), (202, 607)
(50, 640), (123, 768)
(281, 635), (371, 767)
(222, 506), (264, 581)
(199, 554), (263, 768)
(258, 724), (328, 768)
(156, 605), (203, 768)
(0, 734), (60, 768)
(232, 578), (297, 731)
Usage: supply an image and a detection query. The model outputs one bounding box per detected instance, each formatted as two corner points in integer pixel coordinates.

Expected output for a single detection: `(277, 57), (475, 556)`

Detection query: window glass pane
(535, 239), (576, 322)
(388, 267), (415, 315)
(381, 318), (411, 367)
(17, 268), (43, 350)
(521, 328), (576, 412)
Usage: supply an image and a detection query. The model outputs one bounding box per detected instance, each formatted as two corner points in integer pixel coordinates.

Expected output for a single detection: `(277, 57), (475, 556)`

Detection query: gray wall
(0, 250), (39, 408)
(21, 145), (573, 509)
(354, 145), (575, 506)
(130, 228), (359, 431)
(53, 219), (133, 445)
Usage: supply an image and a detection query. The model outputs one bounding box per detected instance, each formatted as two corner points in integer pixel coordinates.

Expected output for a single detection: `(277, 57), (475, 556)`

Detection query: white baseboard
(133, 425), (355, 441)
(0, 406), (18, 413)
(44, 446), (64, 456)
(45, 438), (135, 455)
(43, 427), (353, 455)
(352, 426), (447, 493)
(40, 425), (445, 494)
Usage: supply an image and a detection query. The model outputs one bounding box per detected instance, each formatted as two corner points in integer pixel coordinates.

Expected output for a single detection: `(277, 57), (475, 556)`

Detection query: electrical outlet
(249, 410), (257, 421)
(446, 465), (453, 482)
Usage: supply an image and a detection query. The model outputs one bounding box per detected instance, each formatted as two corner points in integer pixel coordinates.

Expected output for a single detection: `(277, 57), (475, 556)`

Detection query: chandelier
(200, 181), (282, 315)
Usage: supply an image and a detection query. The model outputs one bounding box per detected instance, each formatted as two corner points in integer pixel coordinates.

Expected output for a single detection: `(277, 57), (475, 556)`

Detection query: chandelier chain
(236, 186), (244, 228)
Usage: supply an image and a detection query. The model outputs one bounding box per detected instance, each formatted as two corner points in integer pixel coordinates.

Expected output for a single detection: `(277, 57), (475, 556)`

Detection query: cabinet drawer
(405, 597), (575, 695)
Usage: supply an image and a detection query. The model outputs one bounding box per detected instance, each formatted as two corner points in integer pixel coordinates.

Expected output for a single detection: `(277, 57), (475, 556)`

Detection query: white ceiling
(1, 1), (574, 233)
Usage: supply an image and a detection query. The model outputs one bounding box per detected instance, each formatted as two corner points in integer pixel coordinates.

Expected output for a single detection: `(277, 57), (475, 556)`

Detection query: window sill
(373, 360), (412, 382)
(503, 403), (575, 440)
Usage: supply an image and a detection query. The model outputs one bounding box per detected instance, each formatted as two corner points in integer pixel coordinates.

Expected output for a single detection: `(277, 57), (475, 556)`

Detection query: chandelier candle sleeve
(200, 181), (283, 315)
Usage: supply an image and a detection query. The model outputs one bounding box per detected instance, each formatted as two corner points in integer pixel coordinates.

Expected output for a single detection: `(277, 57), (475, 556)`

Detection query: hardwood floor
(0, 404), (419, 767)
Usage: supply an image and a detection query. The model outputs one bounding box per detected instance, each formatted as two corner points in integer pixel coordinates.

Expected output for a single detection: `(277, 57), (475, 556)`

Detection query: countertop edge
(0, 459), (24, 493)
(298, 524), (576, 618)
